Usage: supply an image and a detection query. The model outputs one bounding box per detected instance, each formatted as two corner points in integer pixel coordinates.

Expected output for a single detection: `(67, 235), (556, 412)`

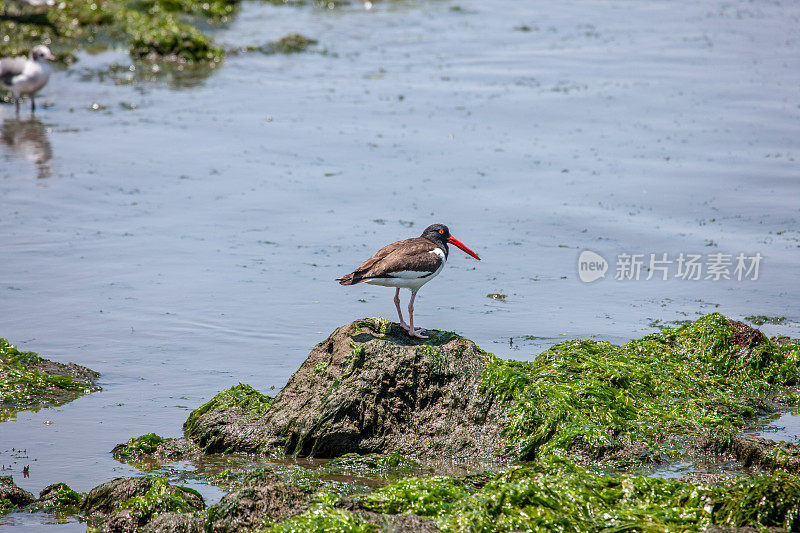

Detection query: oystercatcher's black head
(420, 224), (481, 260)
(421, 224), (451, 247)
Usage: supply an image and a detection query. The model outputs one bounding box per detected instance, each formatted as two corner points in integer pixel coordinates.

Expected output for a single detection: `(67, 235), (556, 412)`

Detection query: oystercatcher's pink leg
(407, 289), (428, 339)
(394, 288), (410, 331)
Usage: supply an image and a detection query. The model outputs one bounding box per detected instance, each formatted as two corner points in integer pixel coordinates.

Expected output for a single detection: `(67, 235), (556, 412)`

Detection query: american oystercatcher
(337, 224), (481, 339)
(0, 45), (56, 113)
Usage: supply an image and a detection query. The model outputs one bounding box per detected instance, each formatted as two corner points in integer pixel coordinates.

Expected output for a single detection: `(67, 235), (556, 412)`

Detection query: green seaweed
(359, 476), (469, 517)
(358, 459), (800, 533)
(745, 315), (788, 326)
(47, 483), (82, 507)
(480, 313), (800, 463)
(714, 472), (799, 530)
(1, 338), (99, 422)
(0, 0), (230, 63)
(184, 383), (272, 432)
(266, 505), (377, 533)
(113, 433), (165, 459)
(266, 33), (318, 54)
(0, 498), (14, 515)
(115, 477), (204, 521)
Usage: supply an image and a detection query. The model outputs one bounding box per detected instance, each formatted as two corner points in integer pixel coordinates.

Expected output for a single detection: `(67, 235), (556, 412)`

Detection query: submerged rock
(0, 338), (100, 423)
(185, 318), (508, 459)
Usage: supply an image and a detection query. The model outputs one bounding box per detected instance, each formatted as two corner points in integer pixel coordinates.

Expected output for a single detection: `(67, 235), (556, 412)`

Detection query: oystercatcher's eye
(438, 229), (444, 234)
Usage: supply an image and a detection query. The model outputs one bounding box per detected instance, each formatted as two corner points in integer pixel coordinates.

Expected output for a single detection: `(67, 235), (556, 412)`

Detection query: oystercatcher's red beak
(447, 236), (481, 260)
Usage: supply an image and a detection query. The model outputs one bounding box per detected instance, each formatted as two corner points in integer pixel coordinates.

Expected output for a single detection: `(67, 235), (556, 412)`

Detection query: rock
(698, 434), (800, 474)
(206, 470), (311, 532)
(112, 435), (201, 463)
(83, 476), (205, 532)
(0, 475), (35, 508)
(139, 512), (205, 533)
(25, 482), (83, 514)
(81, 477), (156, 517)
(186, 318), (507, 459)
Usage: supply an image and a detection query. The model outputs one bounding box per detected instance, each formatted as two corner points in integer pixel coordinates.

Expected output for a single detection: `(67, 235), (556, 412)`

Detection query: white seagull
(1, 45), (56, 113)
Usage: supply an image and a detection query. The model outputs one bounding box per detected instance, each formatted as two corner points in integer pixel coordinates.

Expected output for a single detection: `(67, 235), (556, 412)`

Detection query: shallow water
(1, 0), (799, 529)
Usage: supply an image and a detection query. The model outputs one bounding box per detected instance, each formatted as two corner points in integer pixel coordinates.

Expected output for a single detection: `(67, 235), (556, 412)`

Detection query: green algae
(45, 482), (82, 507)
(745, 315), (788, 326)
(0, 338), (100, 423)
(0, 498), (14, 515)
(184, 382), (271, 432)
(356, 458), (800, 533)
(714, 472), (799, 530)
(360, 476), (469, 517)
(112, 433), (165, 459)
(266, 505), (377, 533)
(480, 313), (800, 464)
(0, 0), (229, 63)
(116, 477), (204, 521)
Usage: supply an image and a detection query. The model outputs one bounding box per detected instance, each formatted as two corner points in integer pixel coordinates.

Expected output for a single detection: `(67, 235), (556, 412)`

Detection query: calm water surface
(1, 0), (798, 530)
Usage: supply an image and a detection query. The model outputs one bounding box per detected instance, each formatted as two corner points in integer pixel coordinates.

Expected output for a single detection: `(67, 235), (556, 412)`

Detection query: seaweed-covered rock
(82, 477), (158, 517)
(26, 482), (83, 515)
(84, 477), (204, 532)
(205, 470), (311, 532)
(140, 512), (204, 533)
(0, 338), (100, 422)
(185, 318), (508, 459)
(0, 475), (35, 513)
(112, 434), (201, 463)
(698, 434), (800, 474)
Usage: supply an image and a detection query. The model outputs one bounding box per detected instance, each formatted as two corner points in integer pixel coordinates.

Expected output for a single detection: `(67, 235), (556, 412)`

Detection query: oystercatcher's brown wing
(361, 238), (441, 279)
(337, 238), (439, 285)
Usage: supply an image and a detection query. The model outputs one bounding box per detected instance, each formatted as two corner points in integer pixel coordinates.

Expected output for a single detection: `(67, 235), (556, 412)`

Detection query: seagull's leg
(394, 288), (410, 331)
(15, 98), (20, 114)
(407, 288), (428, 339)
(30, 96), (36, 113)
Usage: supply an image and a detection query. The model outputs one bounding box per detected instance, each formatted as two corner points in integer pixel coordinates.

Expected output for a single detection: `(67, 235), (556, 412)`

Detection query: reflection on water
(1, 117), (53, 178)
(74, 59), (218, 90)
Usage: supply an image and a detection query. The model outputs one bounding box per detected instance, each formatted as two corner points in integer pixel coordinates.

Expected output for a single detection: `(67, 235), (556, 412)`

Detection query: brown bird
(337, 224), (481, 338)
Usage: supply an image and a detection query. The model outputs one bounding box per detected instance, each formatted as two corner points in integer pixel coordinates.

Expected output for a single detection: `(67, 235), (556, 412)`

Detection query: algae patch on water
(0, 0), (232, 63)
(0, 338), (100, 422)
(480, 313), (800, 465)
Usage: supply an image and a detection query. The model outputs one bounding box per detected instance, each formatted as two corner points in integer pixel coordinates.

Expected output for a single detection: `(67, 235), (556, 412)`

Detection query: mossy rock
(205, 470), (311, 532)
(0, 338), (100, 423)
(0, 475), (35, 515)
(82, 476), (204, 531)
(184, 318), (507, 459)
(27, 482), (84, 516)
